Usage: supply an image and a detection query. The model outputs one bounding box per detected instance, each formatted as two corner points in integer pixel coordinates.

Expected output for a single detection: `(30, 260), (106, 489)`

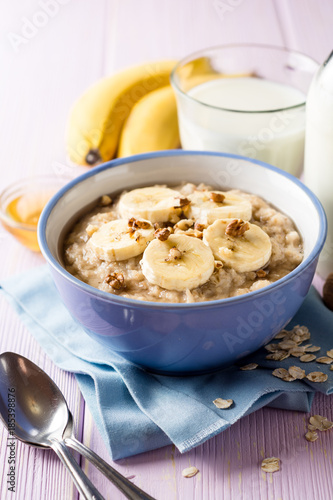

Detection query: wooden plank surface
(0, 1), (332, 499)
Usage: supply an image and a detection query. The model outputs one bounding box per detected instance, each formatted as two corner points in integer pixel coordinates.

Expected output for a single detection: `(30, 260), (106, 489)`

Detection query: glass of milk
(171, 45), (318, 176)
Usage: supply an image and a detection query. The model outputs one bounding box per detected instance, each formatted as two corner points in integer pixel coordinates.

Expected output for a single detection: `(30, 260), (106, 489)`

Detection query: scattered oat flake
(266, 351), (290, 361)
(316, 356), (333, 364)
(288, 366), (306, 379)
(327, 349), (333, 358)
(278, 339), (297, 350)
(240, 363), (258, 371)
(289, 347), (306, 358)
(308, 424), (317, 431)
(305, 345), (321, 353)
(330, 366), (333, 371)
(265, 343), (280, 352)
(300, 354), (317, 362)
(309, 415), (333, 431)
(182, 466), (199, 478)
(213, 398), (233, 409)
(261, 457), (280, 473)
(306, 372), (328, 383)
(305, 431), (318, 442)
(272, 368), (295, 381)
(274, 330), (288, 339)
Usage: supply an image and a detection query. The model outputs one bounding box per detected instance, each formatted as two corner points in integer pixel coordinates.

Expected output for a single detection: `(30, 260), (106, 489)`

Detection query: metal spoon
(0, 352), (155, 500)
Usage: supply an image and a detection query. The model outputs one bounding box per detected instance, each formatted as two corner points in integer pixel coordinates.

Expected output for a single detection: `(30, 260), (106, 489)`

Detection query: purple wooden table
(0, 1), (333, 498)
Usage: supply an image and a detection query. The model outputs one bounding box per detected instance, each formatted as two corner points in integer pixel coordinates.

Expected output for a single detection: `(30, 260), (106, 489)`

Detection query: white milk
(304, 52), (333, 278)
(177, 77), (306, 176)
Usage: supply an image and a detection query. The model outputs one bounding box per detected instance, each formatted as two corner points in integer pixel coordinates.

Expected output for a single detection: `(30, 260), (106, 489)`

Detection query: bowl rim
(38, 150), (327, 310)
(170, 43), (319, 114)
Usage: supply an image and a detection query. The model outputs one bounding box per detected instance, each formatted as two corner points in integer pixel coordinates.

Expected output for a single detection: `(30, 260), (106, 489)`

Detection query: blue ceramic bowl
(38, 151), (326, 375)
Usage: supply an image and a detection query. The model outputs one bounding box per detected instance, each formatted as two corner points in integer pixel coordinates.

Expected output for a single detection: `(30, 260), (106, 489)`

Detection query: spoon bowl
(0, 352), (155, 500)
(0, 352), (69, 447)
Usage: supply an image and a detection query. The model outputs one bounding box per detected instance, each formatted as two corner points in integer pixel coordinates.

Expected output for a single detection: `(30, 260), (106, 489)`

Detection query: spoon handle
(65, 436), (156, 500)
(51, 439), (105, 500)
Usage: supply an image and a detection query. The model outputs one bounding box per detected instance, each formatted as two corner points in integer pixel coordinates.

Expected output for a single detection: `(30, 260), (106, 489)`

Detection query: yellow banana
(66, 60), (177, 166)
(117, 86), (180, 157)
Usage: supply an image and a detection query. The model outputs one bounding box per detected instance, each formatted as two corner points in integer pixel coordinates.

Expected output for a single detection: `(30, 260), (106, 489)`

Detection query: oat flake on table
(261, 457), (280, 473)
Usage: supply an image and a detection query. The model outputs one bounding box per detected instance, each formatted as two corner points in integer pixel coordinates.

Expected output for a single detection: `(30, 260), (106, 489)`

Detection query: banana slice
(118, 186), (185, 223)
(87, 219), (154, 261)
(203, 218), (272, 273)
(141, 234), (214, 291)
(188, 190), (252, 224)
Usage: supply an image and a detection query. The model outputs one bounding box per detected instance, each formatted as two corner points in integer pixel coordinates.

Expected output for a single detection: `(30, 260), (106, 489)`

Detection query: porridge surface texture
(63, 183), (303, 303)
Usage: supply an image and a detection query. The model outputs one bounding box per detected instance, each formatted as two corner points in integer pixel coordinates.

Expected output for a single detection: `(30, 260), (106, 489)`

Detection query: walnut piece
(165, 247), (182, 262)
(128, 218), (151, 230)
(225, 219), (250, 237)
(256, 269), (267, 278)
(99, 195), (112, 206)
(104, 272), (125, 290)
(210, 192), (225, 203)
(194, 222), (207, 232)
(174, 197), (191, 208)
(154, 228), (171, 241)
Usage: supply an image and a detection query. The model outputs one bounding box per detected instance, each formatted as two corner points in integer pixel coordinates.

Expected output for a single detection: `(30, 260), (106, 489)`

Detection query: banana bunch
(86, 187), (272, 293)
(66, 60), (179, 166)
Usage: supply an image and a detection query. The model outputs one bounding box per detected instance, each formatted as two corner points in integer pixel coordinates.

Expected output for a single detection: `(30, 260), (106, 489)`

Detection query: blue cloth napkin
(1, 265), (333, 460)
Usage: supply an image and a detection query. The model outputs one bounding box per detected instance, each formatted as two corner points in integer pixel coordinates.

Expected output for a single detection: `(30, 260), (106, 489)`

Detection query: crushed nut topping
(128, 217), (151, 230)
(305, 431), (318, 442)
(288, 366), (306, 379)
(213, 398), (233, 409)
(154, 228), (171, 241)
(214, 260), (223, 269)
(257, 269), (267, 278)
(104, 272), (125, 290)
(194, 222), (206, 231)
(210, 192), (225, 203)
(240, 363), (258, 371)
(306, 372), (328, 383)
(99, 195), (112, 206)
(300, 354), (317, 362)
(225, 219), (250, 237)
(174, 197), (191, 208)
(309, 415), (333, 431)
(165, 247), (182, 262)
(261, 457), (280, 473)
(182, 466), (199, 478)
(316, 356), (333, 364)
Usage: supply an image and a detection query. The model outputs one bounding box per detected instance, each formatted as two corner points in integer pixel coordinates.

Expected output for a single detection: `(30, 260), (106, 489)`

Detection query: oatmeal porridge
(63, 183), (303, 303)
